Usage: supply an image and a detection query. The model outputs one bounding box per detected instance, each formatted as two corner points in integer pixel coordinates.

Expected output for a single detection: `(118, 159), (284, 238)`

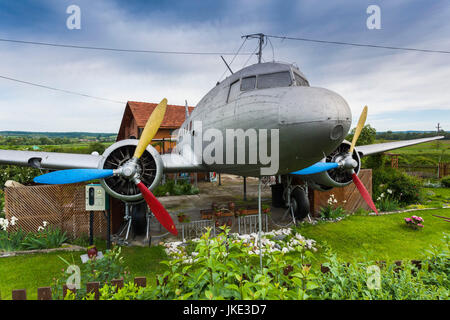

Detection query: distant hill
(0, 131), (117, 138)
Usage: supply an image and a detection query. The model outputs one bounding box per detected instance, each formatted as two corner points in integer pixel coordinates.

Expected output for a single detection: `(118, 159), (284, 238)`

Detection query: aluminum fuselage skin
(168, 62), (352, 177)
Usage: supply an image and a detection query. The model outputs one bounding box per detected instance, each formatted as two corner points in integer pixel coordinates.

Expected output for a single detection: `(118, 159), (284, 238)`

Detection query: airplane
(0, 60), (444, 236)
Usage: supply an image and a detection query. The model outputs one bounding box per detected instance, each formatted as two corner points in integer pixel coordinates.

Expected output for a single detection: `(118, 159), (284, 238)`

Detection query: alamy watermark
(366, 5), (381, 30)
(66, 5), (81, 30)
(172, 121), (279, 175)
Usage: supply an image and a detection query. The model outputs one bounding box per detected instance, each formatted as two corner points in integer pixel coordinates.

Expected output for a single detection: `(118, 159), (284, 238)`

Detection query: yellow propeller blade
(133, 98), (168, 159)
(349, 105), (368, 154)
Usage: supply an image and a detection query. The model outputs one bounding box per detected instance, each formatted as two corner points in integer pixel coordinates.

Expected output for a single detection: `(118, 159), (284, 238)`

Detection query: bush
(52, 246), (131, 300)
(0, 165), (40, 188)
(372, 168), (423, 205)
(68, 232), (449, 300)
(21, 224), (68, 250)
(0, 190), (4, 219)
(153, 179), (199, 197)
(441, 176), (450, 188)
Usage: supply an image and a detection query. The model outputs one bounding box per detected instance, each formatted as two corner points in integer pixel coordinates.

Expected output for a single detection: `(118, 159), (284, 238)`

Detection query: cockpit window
(241, 76), (256, 91)
(257, 71), (291, 89)
(227, 80), (240, 102)
(294, 73), (309, 87)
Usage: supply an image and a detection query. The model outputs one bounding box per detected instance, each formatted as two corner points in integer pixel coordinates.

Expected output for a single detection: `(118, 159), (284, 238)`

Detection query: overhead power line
(266, 34), (450, 54)
(0, 74), (125, 104)
(0, 38), (253, 55)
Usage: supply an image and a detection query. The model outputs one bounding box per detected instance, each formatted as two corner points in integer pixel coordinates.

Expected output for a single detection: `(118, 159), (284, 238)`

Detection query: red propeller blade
(136, 181), (178, 236)
(352, 173), (379, 215)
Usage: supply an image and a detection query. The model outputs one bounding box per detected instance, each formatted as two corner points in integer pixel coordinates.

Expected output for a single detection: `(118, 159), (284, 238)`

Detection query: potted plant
(262, 204), (271, 214)
(404, 215), (424, 229)
(177, 212), (187, 223)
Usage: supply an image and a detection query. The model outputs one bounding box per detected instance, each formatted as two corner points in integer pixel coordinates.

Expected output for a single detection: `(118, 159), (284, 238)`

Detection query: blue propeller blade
(34, 169), (114, 185)
(291, 162), (339, 175)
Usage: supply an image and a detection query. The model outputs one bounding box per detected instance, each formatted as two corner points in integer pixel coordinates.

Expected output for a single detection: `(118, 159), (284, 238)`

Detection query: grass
(0, 244), (167, 300)
(384, 140), (450, 163)
(295, 208), (450, 265)
(1, 208), (448, 300)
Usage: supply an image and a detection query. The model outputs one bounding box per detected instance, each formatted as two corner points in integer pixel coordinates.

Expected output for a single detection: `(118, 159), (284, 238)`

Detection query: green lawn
(1, 208), (449, 300)
(384, 140), (450, 163)
(0, 245), (167, 300)
(296, 208), (450, 264)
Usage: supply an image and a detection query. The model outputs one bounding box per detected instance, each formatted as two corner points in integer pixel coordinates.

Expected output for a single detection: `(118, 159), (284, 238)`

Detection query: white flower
(37, 226), (44, 232)
(387, 189), (393, 194)
(380, 193), (385, 198)
(42, 221), (48, 227)
(10, 216), (18, 226)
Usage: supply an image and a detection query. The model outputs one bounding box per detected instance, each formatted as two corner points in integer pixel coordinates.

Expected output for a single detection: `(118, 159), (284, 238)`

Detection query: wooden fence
(4, 184), (108, 239)
(8, 259), (424, 300)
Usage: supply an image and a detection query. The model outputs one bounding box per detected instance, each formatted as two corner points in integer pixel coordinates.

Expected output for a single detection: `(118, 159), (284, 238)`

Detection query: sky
(0, 0), (449, 133)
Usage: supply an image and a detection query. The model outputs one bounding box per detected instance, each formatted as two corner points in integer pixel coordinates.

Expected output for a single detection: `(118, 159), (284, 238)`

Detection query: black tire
(131, 202), (147, 236)
(290, 188), (310, 220)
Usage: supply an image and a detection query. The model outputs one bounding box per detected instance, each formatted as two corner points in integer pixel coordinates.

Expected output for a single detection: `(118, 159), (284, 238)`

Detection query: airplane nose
(279, 86), (352, 157)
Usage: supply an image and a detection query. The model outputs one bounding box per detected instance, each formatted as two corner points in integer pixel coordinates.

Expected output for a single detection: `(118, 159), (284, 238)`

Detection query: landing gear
(279, 175), (311, 223)
(290, 187), (309, 220)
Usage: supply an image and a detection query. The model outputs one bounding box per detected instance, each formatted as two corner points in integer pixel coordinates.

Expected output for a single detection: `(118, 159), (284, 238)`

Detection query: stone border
(368, 207), (443, 216)
(0, 244), (85, 258)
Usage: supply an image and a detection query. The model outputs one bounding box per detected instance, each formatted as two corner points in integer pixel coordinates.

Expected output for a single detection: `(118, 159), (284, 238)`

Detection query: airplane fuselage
(173, 62), (352, 177)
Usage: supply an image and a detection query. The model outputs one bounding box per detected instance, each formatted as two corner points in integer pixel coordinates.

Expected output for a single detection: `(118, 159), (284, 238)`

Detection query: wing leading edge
(0, 149), (102, 170)
(355, 136), (445, 157)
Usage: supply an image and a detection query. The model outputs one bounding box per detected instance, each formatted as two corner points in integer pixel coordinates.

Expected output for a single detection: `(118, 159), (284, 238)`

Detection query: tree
(346, 124), (376, 146)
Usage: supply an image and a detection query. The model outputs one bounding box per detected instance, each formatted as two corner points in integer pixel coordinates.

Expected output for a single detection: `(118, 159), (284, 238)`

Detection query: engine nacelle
(98, 139), (163, 203)
(305, 140), (361, 191)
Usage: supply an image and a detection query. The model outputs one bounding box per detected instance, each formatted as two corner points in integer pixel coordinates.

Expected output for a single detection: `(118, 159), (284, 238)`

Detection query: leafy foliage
(372, 168), (423, 205)
(21, 225), (68, 250)
(153, 179), (199, 197)
(0, 165), (40, 188)
(441, 176), (450, 188)
(52, 246), (131, 300)
(66, 231), (449, 300)
(346, 124), (377, 146)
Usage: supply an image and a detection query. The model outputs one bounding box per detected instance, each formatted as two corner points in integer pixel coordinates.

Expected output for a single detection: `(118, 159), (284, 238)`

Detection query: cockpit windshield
(257, 71), (291, 89)
(294, 72), (309, 87)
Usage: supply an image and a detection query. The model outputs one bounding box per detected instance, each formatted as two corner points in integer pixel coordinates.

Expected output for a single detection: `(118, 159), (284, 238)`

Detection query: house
(117, 101), (195, 153)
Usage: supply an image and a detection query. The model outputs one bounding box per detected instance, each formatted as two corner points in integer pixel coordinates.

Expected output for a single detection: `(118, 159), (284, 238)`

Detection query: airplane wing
(0, 149), (102, 169)
(356, 136), (445, 157)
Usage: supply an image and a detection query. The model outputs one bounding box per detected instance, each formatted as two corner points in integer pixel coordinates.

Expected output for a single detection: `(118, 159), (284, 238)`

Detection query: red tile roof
(117, 101), (195, 141)
(127, 101), (194, 128)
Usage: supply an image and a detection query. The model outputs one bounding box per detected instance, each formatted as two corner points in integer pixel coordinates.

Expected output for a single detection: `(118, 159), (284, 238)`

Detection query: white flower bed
(163, 228), (317, 263)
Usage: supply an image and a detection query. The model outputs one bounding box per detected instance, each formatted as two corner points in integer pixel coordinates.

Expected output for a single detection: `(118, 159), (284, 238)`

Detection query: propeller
(292, 106), (378, 215)
(34, 98), (179, 235)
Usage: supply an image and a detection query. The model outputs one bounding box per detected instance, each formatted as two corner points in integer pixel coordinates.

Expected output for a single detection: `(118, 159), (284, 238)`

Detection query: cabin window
(227, 80), (240, 102)
(257, 71), (291, 89)
(241, 76), (256, 91)
(294, 73), (309, 87)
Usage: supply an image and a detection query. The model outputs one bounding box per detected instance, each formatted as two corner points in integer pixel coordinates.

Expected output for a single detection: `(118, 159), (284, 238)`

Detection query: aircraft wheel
(131, 202), (147, 236)
(290, 188), (310, 220)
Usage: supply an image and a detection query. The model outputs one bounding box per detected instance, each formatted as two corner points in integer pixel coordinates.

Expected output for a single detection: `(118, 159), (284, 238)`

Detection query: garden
(0, 139), (449, 300)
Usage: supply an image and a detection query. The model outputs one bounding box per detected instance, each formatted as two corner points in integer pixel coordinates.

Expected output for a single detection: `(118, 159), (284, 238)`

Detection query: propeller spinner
(34, 98), (179, 235)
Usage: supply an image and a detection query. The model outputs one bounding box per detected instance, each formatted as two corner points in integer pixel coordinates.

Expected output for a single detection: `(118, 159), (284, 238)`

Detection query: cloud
(0, 0), (448, 132)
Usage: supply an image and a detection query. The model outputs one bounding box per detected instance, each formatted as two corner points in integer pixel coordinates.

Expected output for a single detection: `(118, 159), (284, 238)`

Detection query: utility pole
(242, 33), (265, 64)
(436, 123), (443, 149)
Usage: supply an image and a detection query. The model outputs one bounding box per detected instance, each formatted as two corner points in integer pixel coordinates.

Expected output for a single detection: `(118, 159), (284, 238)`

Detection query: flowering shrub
(52, 246), (132, 300)
(163, 228), (317, 263)
(376, 188), (400, 212)
(404, 215), (424, 229)
(319, 194), (346, 220)
(372, 168), (422, 205)
(0, 217), (67, 251)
